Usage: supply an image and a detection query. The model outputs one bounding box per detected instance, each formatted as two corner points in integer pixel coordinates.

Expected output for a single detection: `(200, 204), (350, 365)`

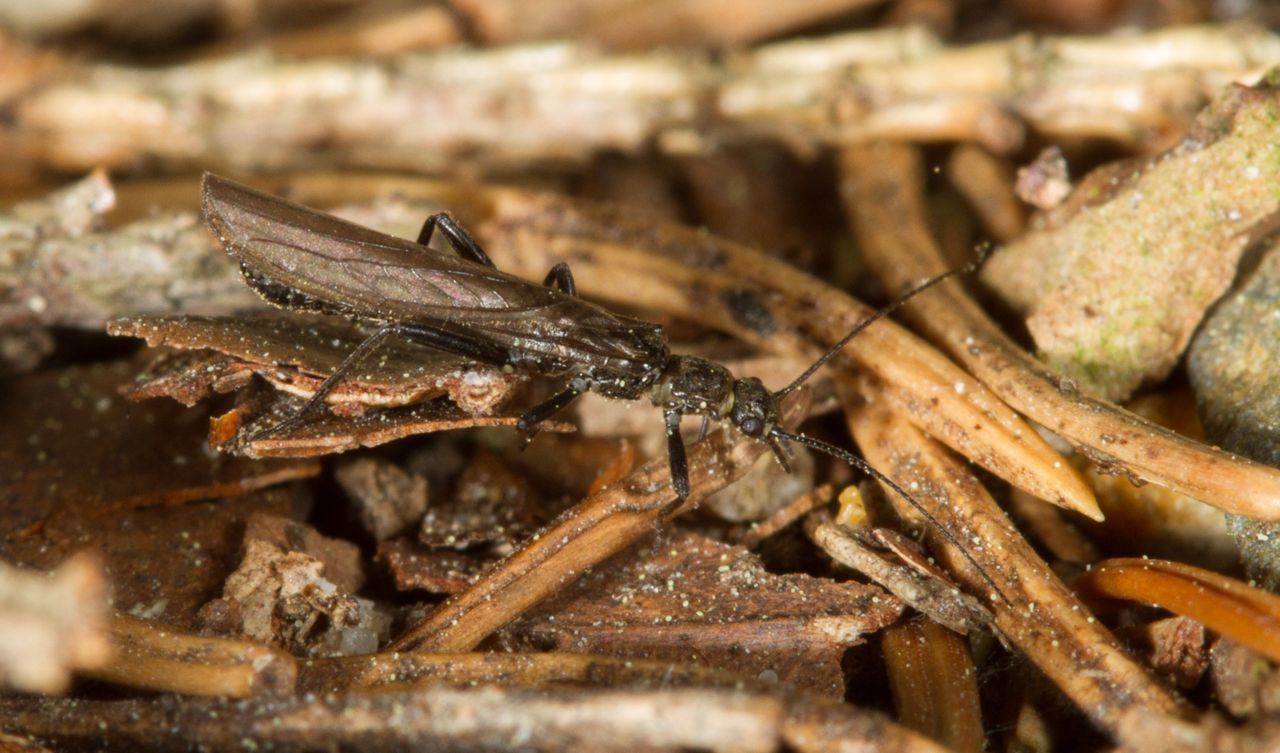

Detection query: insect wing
(201, 174), (666, 374)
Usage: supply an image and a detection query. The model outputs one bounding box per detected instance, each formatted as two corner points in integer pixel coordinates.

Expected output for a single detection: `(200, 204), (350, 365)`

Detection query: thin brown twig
(84, 614), (296, 698)
(806, 517), (991, 635)
(298, 651), (780, 695)
(838, 141), (1280, 521)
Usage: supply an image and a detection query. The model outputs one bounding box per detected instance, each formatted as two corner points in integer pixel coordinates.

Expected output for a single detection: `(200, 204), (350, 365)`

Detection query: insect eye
(740, 417), (764, 436)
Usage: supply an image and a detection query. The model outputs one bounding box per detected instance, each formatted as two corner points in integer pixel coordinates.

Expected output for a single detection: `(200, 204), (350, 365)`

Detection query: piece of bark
(1127, 616), (1209, 690)
(110, 314), (524, 414)
(0, 554), (110, 694)
(1189, 241), (1280, 590)
(242, 513), (365, 593)
(376, 537), (489, 595)
(335, 457), (428, 542)
(210, 388), (571, 459)
(419, 449), (555, 551)
(1207, 637), (1280, 719)
(982, 76), (1280, 400)
(0, 176), (254, 330)
(501, 530), (905, 699)
(195, 514), (392, 657)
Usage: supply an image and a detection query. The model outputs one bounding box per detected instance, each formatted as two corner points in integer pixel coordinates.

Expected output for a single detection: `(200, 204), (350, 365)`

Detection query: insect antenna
(768, 247), (1000, 598)
(774, 247), (990, 399)
(773, 427), (1003, 599)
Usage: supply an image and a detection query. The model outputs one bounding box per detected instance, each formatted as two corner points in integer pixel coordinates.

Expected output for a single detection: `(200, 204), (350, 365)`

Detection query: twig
(0, 687), (785, 753)
(84, 614), (296, 697)
(298, 651), (779, 695)
(806, 517), (991, 635)
(5, 26), (1280, 177)
(0, 685), (955, 753)
(453, 0), (883, 49)
(838, 141), (1280, 521)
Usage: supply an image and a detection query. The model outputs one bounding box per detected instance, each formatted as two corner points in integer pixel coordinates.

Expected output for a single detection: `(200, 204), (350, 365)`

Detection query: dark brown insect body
(202, 173), (971, 503)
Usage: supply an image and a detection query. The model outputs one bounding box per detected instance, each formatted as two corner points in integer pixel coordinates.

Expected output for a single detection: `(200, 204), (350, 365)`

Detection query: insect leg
(416, 212), (496, 268)
(516, 378), (588, 432)
(257, 323), (400, 438)
(542, 262), (577, 296)
(665, 410), (691, 500)
(398, 323), (512, 364)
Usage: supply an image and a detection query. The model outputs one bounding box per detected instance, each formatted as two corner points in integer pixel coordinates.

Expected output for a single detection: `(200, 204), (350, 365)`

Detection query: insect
(202, 173), (980, 534)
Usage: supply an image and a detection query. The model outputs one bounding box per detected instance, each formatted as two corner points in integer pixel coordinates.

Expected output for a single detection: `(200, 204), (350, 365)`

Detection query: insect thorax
(649, 355), (735, 418)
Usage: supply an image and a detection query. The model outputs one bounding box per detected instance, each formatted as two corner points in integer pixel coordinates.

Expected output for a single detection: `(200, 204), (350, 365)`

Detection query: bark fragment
(983, 77), (1280, 400)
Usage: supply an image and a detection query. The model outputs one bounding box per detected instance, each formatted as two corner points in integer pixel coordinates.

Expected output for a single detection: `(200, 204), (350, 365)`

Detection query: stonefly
(202, 173), (978, 516)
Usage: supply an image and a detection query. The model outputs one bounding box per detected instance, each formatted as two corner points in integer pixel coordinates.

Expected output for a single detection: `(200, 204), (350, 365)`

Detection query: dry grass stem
(839, 141), (1280, 521)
